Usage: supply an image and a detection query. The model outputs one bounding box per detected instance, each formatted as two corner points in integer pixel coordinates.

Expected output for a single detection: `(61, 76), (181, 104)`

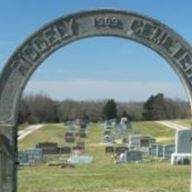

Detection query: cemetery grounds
(18, 121), (190, 192)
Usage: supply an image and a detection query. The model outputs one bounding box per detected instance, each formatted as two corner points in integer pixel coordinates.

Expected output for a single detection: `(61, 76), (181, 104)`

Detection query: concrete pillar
(0, 125), (17, 192)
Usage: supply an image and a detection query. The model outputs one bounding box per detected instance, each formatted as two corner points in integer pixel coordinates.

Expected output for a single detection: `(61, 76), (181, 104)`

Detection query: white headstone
(128, 135), (141, 149)
(175, 129), (192, 154)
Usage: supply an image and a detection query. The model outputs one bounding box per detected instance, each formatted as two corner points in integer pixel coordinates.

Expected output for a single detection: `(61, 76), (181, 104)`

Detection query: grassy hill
(172, 118), (192, 128)
(18, 122), (189, 192)
(132, 121), (175, 143)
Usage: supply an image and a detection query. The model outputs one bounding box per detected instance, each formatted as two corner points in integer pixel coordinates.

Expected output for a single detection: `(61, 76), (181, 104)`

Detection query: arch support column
(0, 124), (17, 192)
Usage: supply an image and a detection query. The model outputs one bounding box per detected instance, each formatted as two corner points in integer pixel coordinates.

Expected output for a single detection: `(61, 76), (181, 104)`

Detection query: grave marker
(127, 151), (142, 162)
(175, 129), (192, 153)
(18, 148), (43, 165)
(36, 142), (58, 154)
(59, 146), (71, 154)
(163, 144), (175, 159)
(105, 146), (114, 153)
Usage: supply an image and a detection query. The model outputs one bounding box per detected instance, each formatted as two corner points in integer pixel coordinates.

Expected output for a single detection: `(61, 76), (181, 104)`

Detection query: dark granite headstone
(36, 142), (58, 154)
(59, 147), (71, 154)
(65, 132), (75, 143)
(115, 146), (128, 153)
(105, 146), (114, 153)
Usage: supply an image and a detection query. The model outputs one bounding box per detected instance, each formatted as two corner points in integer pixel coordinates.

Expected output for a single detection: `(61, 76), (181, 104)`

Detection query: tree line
(18, 93), (190, 124)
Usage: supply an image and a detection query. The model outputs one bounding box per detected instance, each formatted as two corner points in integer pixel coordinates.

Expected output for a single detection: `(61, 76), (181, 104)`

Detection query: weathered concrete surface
(0, 125), (17, 192)
(0, 9), (192, 192)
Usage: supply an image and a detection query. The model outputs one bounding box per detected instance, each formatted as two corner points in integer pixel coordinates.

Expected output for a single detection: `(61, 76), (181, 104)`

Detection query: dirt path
(18, 124), (43, 141)
(155, 120), (189, 131)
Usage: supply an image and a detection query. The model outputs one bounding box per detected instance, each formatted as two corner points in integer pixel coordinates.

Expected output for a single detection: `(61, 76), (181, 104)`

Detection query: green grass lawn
(18, 122), (190, 192)
(19, 124), (68, 149)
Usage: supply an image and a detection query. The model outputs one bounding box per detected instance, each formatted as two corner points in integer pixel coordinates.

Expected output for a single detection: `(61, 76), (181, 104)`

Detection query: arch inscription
(0, 9), (192, 192)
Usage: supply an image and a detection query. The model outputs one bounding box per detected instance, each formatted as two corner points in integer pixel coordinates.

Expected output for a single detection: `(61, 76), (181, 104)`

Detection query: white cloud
(24, 80), (187, 101)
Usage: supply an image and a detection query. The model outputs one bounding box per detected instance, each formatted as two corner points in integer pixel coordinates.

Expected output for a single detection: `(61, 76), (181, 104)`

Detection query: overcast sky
(0, 0), (192, 101)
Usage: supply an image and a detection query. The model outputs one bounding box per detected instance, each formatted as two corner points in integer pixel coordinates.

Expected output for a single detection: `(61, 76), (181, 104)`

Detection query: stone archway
(0, 9), (192, 192)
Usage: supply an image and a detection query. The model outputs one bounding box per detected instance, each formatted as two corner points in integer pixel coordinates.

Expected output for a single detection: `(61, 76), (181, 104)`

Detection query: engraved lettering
(22, 44), (40, 63)
(179, 53), (192, 71)
(10, 19), (75, 77)
(130, 19), (169, 47)
(17, 65), (30, 76)
(56, 19), (74, 39)
(142, 23), (156, 38)
(185, 68), (192, 76)
(173, 47), (186, 60)
(130, 19), (144, 35)
(32, 36), (49, 54)
(10, 55), (31, 76)
(43, 26), (60, 46)
(151, 28), (168, 46)
(162, 37), (180, 54)
(151, 28), (162, 43)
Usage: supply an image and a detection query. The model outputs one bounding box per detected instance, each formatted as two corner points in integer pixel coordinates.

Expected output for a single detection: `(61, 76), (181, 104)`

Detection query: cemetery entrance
(0, 9), (192, 192)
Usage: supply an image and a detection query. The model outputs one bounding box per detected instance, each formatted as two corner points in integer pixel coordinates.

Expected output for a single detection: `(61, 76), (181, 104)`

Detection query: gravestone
(129, 135), (156, 153)
(149, 144), (169, 158)
(120, 117), (132, 132)
(65, 132), (75, 142)
(150, 137), (156, 144)
(163, 144), (175, 159)
(115, 124), (126, 138)
(36, 142), (58, 154)
(175, 129), (192, 153)
(128, 135), (141, 149)
(149, 145), (157, 157)
(115, 146), (128, 153)
(127, 151), (142, 162)
(104, 119), (116, 130)
(67, 125), (76, 133)
(104, 130), (111, 135)
(80, 122), (87, 129)
(18, 148), (43, 165)
(68, 155), (93, 164)
(140, 137), (150, 146)
(18, 152), (28, 165)
(105, 146), (114, 153)
(140, 136), (151, 153)
(104, 135), (114, 144)
(76, 141), (85, 150)
(59, 146), (71, 154)
(156, 144), (164, 157)
(171, 129), (192, 164)
(72, 146), (84, 155)
(78, 130), (87, 138)
(149, 144), (163, 157)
